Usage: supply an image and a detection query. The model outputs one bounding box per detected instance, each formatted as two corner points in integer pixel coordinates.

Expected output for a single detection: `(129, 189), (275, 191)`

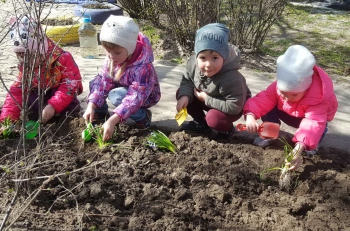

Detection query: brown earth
(0, 117), (349, 230)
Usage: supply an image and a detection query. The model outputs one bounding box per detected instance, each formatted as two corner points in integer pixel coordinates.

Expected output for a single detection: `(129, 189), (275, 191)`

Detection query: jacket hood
(128, 32), (154, 67)
(296, 66), (334, 106)
(220, 45), (241, 72)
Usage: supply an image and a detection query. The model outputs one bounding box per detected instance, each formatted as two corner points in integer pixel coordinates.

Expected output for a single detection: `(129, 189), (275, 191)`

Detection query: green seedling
(146, 130), (177, 153)
(82, 123), (112, 149)
(0, 116), (15, 138)
(25, 120), (39, 139)
(92, 125), (112, 149)
(260, 137), (295, 188)
(82, 123), (93, 141)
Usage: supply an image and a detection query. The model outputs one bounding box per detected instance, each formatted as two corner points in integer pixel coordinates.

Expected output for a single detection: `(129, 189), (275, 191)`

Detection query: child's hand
(83, 103), (96, 124)
(176, 96), (189, 112)
(42, 104), (55, 123)
(102, 114), (120, 141)
(286, 142), (305, 171)
(245, 114), (260, 132)
(194, 88), (207, 102)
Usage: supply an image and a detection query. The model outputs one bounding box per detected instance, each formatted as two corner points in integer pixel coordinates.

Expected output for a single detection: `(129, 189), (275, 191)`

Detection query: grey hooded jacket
(177, 45), (251, 115)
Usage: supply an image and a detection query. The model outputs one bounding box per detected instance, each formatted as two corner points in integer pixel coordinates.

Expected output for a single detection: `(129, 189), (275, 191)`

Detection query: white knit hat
(100, 16), (139, 55)
(9, 16), (48, 55)
(277, 45), (316, 92)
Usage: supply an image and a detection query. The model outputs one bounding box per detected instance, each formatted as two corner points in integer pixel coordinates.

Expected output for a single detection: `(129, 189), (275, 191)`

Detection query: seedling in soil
(260, 138), (296, 189)
(0, 116), (15, 139)
(146, 130), (177, 153)
(93, 125), (113, 149)
(81, 123), (113, 149)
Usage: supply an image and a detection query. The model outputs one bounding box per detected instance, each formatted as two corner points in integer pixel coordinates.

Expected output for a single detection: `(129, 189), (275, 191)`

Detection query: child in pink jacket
(0, 16), (83, 124)
(243, 45), (338, 171)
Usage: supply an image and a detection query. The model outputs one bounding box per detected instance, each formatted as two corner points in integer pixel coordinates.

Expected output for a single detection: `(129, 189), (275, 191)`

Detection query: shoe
(180, 119), (212, 133)
(253, 137), (275, 148)
(217, 126), (235, 140)
(306, 146), (319, 157)
(135, 109), (152, 129)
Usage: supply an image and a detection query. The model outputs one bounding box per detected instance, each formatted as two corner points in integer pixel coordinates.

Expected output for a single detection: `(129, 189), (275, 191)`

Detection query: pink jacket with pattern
(243, 66), (338, 150)
(87, 32), (161, 122)
(0, 38), (83, 122)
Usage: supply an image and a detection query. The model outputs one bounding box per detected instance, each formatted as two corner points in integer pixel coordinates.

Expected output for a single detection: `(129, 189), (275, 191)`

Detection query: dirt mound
(0, 118), (349, 230)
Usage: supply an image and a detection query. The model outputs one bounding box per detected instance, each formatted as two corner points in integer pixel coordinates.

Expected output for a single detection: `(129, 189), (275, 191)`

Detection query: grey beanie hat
(194, 23), (230, 60)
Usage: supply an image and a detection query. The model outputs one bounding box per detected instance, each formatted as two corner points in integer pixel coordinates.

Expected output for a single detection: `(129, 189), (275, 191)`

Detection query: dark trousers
(28, 88), (81, 121)
(177, 90), (242, 132)
(262, 106), (328, 144)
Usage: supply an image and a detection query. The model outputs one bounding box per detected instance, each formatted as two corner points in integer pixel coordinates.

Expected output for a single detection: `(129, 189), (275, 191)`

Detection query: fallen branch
(11, 160), (107, 182)
(5, 175), (55, 231)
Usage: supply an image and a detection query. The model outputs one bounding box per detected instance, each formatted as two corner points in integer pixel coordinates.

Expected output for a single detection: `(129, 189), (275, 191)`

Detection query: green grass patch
(140, 24), (160, 46)
(262, 3), (350, 78)
(170, 57), (185, 64)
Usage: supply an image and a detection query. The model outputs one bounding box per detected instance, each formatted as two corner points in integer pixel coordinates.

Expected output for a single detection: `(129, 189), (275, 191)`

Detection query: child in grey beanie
(194, 23), (230, 61)
(176, 23), (251, 140)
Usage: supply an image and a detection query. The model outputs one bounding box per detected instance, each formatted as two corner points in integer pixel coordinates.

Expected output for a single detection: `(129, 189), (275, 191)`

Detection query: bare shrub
(0, 2), (83, 229)
(117, 0), (160, 25)
(121, 0), (288, 53)
(225, 0), (289, 51)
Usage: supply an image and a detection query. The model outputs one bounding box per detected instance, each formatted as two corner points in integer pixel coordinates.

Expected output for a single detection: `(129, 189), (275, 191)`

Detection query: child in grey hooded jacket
(176, 23), (251, 139)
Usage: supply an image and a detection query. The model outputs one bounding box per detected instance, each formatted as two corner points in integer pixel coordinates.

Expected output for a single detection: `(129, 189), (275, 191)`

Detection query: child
(176, 23), (251, 139)
(83, 16), (161, 141)
(243, 45), (338, 171)
(0, 16), (83, 124)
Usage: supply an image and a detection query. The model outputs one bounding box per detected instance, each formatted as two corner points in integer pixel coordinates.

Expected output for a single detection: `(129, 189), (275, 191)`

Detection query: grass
(261, 3), (350, 78)
(139, 23), (161, 47)
(171, 58), (185, 64)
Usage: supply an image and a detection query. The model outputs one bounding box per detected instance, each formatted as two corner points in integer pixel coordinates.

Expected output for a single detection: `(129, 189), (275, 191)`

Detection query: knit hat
(277, 45), (316, 92)
(194, 23), (230, 60)
(9, 16), (48, 54)
(100, 16), (139, 56)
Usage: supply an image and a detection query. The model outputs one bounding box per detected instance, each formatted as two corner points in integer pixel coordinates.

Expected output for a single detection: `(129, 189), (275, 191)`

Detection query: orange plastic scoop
(236, 122), (280, 140)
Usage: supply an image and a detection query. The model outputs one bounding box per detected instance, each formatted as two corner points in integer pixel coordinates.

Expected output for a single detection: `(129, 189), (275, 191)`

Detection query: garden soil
(0, 118), (349, 230)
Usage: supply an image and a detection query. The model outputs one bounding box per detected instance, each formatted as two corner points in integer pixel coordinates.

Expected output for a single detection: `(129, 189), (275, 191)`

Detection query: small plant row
(82, 123), (177, 153)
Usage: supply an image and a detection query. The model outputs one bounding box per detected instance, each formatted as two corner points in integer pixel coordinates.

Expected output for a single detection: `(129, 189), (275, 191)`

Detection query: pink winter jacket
(243, 66), (338, 150)
(0, 38), (83, 122)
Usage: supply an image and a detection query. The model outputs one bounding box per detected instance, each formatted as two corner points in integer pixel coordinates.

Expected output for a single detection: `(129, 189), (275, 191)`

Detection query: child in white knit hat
(243, 45), (338, 171)
(83, 16), (161, 141)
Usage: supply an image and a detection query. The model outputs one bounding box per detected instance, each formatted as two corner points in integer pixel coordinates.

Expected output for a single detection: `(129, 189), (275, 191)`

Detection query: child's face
(103, 45), (128, 65)
(279, 90), (306, 102)
(196, 50), (224, 78)
(15, 52), (43, 67)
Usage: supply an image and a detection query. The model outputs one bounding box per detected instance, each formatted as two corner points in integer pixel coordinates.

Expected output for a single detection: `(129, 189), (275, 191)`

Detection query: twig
(0, 189), (19, 231)
(5, 175), (55, 231)
(11, 160), (107, 182)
